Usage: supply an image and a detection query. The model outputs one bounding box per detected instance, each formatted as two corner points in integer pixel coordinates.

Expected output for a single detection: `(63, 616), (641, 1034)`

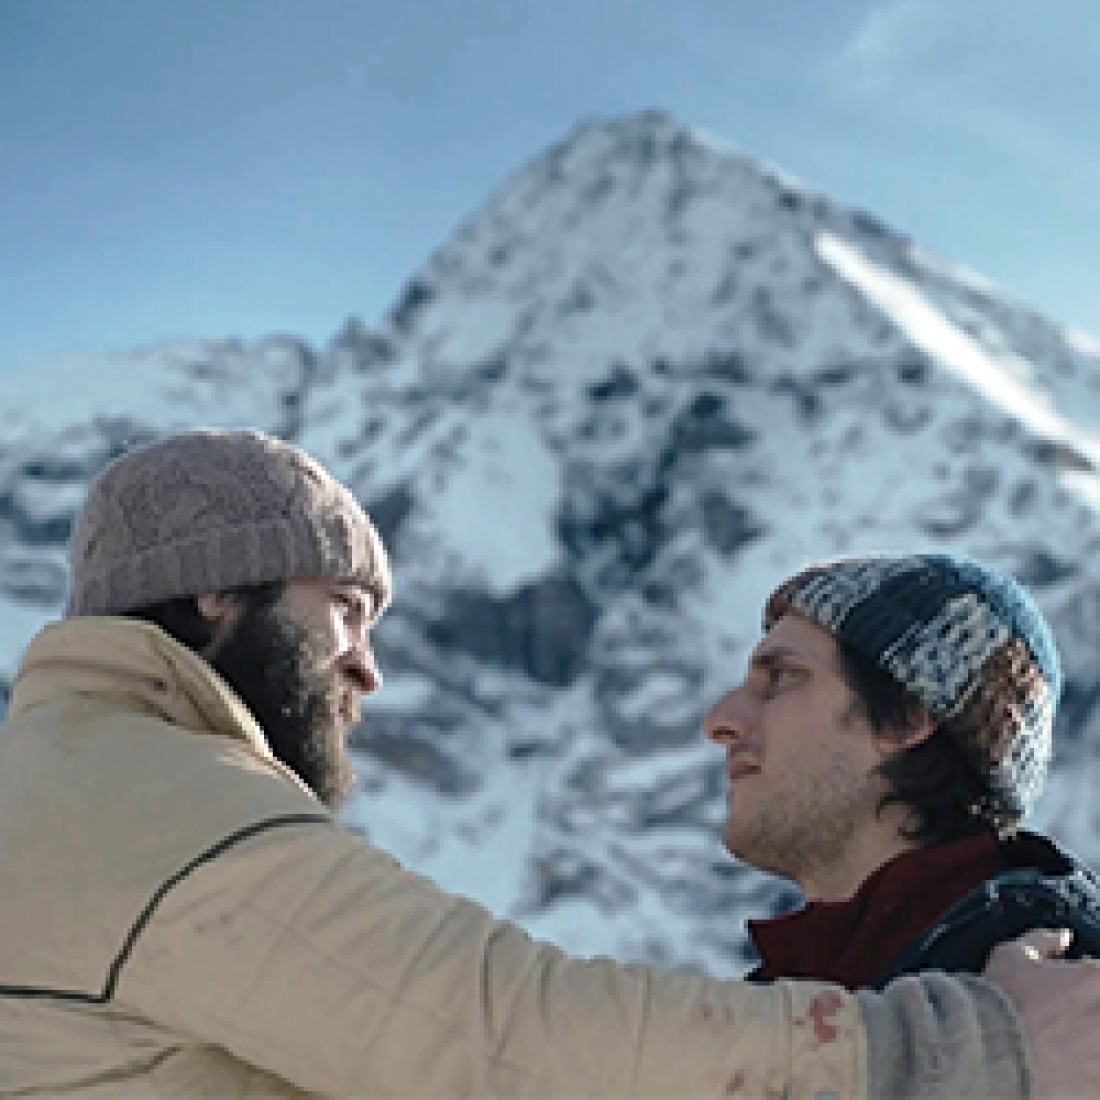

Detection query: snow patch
(817, 231), (1100, 479)
(431, 408), (561, 592)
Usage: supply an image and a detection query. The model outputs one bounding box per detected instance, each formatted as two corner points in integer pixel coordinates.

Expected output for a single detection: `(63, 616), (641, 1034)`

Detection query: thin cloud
(836, 0), (930, 93)
(835, 0), (1100, 99)
(822, 0), (1100, 195)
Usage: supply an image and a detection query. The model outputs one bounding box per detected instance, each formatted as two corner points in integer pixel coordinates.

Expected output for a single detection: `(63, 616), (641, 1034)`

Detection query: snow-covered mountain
(4, 111), (1100, 975)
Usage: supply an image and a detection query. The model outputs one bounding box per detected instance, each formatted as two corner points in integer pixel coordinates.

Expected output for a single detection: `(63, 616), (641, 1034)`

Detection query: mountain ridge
(2, 111), (1099, 971)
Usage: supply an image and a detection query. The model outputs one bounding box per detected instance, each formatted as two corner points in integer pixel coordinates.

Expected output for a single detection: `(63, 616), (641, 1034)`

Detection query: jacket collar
(10, 616), (271, 760)
(747, 833), (1005, 990)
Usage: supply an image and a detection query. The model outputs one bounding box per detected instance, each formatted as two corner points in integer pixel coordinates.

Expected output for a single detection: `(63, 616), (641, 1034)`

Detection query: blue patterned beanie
(764, 555), (1061, 822)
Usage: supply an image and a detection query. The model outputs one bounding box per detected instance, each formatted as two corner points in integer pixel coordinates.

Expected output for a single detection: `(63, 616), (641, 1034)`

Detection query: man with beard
(3, 429), (1100, 1098)
(705, 555), (1100, 990)
(131, 578), (366, 811)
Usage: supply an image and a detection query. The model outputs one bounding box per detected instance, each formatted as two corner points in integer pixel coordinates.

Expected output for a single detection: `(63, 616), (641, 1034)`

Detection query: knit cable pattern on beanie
(67, 429), (391, 617)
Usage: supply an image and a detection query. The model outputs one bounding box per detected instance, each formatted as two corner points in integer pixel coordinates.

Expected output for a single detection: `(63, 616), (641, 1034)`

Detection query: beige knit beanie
(66, 428), (392, 617)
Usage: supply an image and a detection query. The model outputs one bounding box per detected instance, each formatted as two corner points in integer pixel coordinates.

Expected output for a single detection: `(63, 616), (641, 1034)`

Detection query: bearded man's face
(207, 581), (380, 810)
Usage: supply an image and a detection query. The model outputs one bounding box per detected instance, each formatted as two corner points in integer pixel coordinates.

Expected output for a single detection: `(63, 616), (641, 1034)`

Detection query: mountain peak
(5, 113), (1100, 972)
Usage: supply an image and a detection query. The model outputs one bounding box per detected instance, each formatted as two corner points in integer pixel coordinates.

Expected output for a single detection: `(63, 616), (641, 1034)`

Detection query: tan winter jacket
(0, 618), (1028, 1098)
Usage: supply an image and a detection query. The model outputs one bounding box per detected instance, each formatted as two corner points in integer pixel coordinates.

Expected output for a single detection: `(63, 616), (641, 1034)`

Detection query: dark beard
(209, 601), (357, 810)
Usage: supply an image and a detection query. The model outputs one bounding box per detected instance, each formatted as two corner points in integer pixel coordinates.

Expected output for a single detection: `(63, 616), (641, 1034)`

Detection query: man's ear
(195, 593), (243, 659)
(876, 712), (937, 757)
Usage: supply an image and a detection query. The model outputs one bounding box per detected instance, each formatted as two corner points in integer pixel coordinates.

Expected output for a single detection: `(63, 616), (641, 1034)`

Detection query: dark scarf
(747, 833), (1005, 990)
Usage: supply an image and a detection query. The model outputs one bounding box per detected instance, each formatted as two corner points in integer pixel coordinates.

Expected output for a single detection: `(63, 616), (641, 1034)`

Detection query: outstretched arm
(115, 814), (1048, 1098)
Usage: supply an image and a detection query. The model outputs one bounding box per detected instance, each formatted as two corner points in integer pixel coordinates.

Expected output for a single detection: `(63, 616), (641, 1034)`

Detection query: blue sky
(2, 0), (1098, 374)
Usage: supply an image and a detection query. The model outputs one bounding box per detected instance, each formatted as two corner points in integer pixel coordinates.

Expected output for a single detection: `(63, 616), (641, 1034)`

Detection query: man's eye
(334, 592), (360, 618)
(763, 666), (795, 695)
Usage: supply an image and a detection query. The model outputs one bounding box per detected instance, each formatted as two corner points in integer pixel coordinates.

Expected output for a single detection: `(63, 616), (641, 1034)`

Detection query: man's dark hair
(123, 581), (285, 653)
(835, 638), (1020, 844)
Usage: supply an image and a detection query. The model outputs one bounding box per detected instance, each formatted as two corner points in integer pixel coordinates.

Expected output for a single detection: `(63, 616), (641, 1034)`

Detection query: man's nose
(704, 688), (750, 745)
(341, 637), (382, 695)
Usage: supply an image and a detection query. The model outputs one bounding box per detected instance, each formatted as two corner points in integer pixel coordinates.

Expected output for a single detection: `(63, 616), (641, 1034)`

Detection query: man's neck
(798, 819), (919, 903)
(748, 832), (1006, 990)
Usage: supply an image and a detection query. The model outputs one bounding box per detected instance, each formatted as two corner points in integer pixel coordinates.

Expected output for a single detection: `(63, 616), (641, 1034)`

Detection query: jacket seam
(0, 812), (332, 1006)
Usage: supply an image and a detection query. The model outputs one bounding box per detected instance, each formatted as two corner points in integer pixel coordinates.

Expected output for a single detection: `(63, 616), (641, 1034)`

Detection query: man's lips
(727, 755), (761, 782)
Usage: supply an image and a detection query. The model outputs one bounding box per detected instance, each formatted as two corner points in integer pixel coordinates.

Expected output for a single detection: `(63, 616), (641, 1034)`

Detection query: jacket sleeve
(859, 975), (1028, 1100)
(115, 817), (1027, 1099)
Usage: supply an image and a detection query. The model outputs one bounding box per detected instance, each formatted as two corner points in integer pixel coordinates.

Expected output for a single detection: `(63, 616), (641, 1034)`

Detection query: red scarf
(747, 833), (1004, 990)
